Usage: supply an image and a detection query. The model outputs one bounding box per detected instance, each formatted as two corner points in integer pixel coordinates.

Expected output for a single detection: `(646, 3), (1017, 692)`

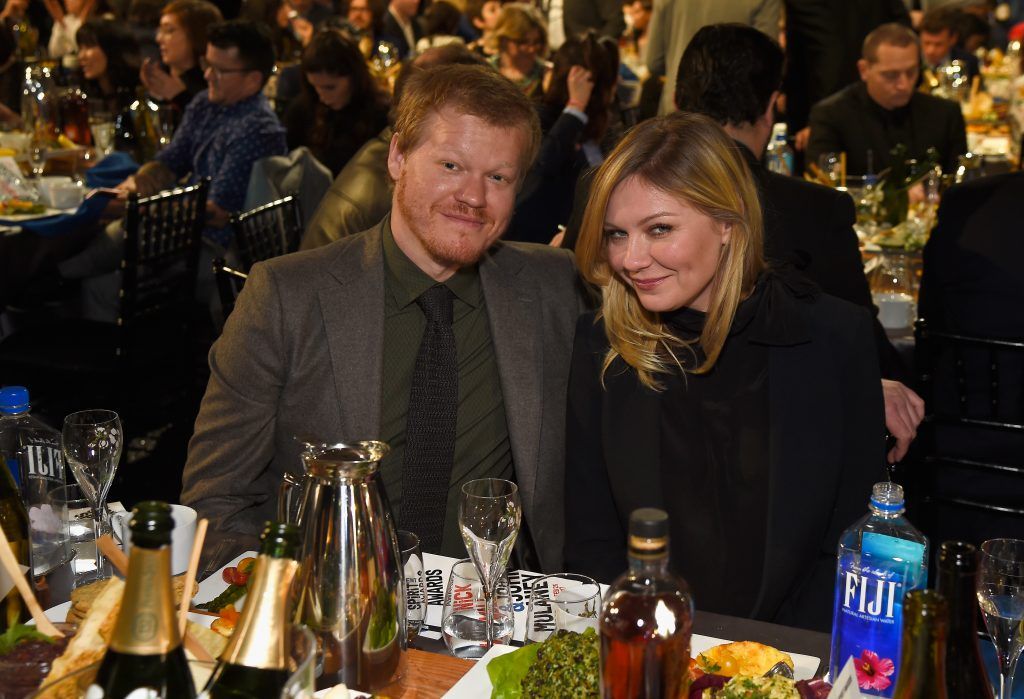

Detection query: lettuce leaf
(0, 623), (54, 655)
(487, 643), (541, 699)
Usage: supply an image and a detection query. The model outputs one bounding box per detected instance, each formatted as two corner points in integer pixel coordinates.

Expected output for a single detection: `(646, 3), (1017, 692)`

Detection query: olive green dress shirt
(378, 223), (514, 559)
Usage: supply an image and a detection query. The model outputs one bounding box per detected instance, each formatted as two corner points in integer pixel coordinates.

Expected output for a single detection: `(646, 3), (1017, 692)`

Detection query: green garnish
(697, 654), (722, 674)
(487, 642), (542, 699)
(195, 582), (247, 611)
(488, 628), (600, 698)
(0, 623), (55, 654)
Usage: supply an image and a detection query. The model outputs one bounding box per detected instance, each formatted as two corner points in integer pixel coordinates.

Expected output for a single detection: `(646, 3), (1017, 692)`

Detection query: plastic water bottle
(0, 386), (67, 573)
(765, 123), (795, 176)
(829, 482), (928, 697)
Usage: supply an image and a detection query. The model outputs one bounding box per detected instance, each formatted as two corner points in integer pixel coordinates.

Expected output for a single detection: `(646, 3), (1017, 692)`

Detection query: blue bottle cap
(0, 386), (29, 414)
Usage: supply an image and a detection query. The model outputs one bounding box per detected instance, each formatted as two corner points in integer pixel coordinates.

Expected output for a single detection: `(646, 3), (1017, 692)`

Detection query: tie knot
(417, 284), (454, 324)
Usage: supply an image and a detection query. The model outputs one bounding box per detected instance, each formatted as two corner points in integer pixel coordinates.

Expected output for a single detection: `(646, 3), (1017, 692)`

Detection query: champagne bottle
(935, 541), (995, 699)
(0, 445), (30, 632)
(89, 501), (196, 698)
(200, 521), (302, 699)
(599, 508), (693, 699)
(892, 589), (949, 699)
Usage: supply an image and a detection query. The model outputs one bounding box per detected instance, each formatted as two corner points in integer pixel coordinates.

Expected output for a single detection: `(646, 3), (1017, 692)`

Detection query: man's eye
(442, 162), (457, 170)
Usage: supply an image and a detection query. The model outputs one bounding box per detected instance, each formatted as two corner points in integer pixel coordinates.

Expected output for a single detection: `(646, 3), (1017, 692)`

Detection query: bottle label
(830, 533), (926, 697)
(110, 547), (181, 656)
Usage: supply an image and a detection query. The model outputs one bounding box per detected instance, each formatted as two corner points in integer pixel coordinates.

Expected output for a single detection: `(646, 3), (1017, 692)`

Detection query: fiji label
(829, 533), (926, 698)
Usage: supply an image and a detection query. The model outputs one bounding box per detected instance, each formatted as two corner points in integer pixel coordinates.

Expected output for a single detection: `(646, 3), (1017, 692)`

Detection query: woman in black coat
(564, 112), (887, 631)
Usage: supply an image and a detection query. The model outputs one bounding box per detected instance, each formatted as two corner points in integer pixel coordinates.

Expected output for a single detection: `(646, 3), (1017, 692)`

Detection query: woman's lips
(630, 276), (667, 291)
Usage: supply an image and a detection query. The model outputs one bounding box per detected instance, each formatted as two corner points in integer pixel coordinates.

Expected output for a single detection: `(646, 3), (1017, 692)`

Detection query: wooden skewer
(0, 526), (63, 636)
(179, 518), (208, 637)
(839, 152), (847, 188)
(97, 534), (129, 576)
(183, 627), (215, 662)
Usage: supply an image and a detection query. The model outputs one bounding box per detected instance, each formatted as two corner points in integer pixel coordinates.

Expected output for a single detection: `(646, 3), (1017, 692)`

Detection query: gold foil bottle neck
(110, 546), (181, 655)
(221, 555), (299, 671)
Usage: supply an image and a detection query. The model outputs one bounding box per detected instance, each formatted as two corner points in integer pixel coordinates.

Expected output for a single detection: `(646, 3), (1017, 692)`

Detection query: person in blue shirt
(58, 19), (287, 320)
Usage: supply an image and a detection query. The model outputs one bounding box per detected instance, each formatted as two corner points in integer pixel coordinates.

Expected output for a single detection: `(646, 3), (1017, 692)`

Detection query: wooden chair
(0, 180), (210, 425)
(912, 318), (1024, 542)
(231, 195), (303, 271)
(212, 257), (247, 328)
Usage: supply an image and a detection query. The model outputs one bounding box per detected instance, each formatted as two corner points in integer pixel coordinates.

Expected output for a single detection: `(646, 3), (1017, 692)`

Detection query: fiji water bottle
(765, 123), (795, 176)
(829, 482), (928, 697)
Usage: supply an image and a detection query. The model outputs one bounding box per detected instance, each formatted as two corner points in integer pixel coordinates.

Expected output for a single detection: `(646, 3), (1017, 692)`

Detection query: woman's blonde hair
(575, 111), (766, 389)
(491, 2), (546, 52)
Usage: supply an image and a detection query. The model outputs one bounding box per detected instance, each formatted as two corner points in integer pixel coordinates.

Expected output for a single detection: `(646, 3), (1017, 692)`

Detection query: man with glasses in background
(56, 20), (286, 321)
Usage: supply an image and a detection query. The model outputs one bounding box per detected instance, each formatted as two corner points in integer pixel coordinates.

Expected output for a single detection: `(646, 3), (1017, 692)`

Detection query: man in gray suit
(182, 64), (586, 572)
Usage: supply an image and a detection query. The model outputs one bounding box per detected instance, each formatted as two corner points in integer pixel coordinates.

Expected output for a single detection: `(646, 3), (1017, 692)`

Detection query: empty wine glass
(28, 145), (46, 179)
(977, 538), (1024, 699)
(458, 478), (520, 649)
(62, 410), (122, 579)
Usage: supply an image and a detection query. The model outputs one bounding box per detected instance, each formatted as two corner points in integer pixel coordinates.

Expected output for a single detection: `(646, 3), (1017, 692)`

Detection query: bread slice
(38, 577), (125, 698)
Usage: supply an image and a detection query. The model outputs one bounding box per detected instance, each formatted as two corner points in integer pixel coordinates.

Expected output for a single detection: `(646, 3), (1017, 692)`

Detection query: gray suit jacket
(182, 220), (586, 572)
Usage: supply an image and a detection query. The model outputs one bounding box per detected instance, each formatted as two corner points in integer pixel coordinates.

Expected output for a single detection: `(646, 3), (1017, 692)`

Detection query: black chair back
(913, 319), (1024, 539)
(121, 179), (209, 333)
(232, 195), (303, 271)
(212, 257), (247, 325)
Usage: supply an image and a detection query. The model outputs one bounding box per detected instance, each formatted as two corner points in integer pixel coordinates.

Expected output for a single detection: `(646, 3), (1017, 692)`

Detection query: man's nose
(456, 176), (486, 208)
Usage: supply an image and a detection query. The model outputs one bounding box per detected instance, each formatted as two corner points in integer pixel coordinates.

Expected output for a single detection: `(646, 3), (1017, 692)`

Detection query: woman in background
(489, 2), (547, 99)
(140, 0), (222, 114)
(77, 18), (141, 112)
(565, 112), (884, 631)
(283, 28), (388, 175)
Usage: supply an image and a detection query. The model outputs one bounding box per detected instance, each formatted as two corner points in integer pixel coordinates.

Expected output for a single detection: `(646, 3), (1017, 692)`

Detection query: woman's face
(478, 0), (502, 31)
(307, 71), (353, 110)
(504, 30), (543, 61)
(157, 13), (194, 69)
(626, 1), (650, 32)
(78, 43), (109, 81)
(604, 175), (730, 313)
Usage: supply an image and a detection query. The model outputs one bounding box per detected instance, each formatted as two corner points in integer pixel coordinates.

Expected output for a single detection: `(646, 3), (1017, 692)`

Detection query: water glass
(525, 573), (602, 644)
(398, 530), (426, 643)
(442, 558), (513, 659)
(51, 483), (107, 586)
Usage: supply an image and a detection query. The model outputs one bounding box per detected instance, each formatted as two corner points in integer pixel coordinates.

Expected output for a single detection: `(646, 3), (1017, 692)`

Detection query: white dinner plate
(441, 633), (821, 698)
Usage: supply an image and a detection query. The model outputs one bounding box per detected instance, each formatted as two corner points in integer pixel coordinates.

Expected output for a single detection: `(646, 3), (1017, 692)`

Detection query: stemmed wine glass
(976, 538), (1024, 699)
(458, 478), (521, 649)
(62, 410), (122, 579)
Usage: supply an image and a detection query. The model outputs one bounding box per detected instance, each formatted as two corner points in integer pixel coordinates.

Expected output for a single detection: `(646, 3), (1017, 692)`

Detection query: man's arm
(805, 101), (845, 171)
(208, 127), (287, 215)
(181, 261), (287, 533)
(644, 0), (668, 76)
(156, 98), (201, 179)
(943, 103), (968, 174)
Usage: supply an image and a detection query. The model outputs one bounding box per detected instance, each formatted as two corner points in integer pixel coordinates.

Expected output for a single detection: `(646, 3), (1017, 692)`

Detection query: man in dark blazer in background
(379, 0), (422, 58)
(674, 23), (924, 463)
(807, 23), (967, 177)
(182, 64), (586, 572)
(561, 0), (625, 39)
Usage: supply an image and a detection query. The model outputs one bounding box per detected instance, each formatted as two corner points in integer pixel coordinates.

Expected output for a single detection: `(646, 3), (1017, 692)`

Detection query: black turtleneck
(657, 274), (772, 617)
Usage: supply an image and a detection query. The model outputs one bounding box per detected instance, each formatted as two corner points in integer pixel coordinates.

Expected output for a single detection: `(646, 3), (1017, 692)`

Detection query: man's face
(920, 29), (957, 66)
(858, 42), (920, 111)
(203, 45), (260, 105)
(347, 0), (373, 30)
(387, 106), (526, 281)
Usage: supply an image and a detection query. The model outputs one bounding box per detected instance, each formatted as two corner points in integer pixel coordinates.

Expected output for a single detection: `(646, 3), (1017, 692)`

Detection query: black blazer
(379, 9), (423, 59)
(564, 281), (887, 631)
(807, 82), (967, 176)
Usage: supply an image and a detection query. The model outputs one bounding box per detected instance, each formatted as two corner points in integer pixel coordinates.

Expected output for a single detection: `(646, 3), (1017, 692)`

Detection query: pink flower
(856, 649), (895, 691)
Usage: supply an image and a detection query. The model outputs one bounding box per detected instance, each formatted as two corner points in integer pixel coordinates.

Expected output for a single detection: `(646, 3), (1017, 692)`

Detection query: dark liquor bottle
(892, 589), (949, 699)
(89, 501), (196, 698)
(0, 441), (30, 632)
(599, 508), (693, 699)
(201, 522), (302, 699)
(935, 541), (995, 699)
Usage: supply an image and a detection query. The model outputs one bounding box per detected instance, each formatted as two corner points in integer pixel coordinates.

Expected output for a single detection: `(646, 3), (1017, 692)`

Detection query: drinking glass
(51, 483), (101, 587)
(459, 478), (520, 649)
(818, 152), (842, 185)
(62, 410), (122, 577)
(977, 538), (1024, 699)
(441, 558), (513, 659)
(525, 573), (602, 644)
(398, 530), (426, 644)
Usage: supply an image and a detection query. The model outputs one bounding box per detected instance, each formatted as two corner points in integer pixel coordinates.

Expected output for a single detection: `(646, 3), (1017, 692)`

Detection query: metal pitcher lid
(301, 440), (389, 479)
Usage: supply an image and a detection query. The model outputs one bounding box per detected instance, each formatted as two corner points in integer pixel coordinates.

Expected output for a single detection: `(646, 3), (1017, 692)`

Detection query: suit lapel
(480, 249), (544, 519)
(319, 225), (386, 440)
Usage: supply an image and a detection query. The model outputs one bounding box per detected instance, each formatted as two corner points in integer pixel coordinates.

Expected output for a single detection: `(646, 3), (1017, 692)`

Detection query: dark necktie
(400, 284), (458, 552)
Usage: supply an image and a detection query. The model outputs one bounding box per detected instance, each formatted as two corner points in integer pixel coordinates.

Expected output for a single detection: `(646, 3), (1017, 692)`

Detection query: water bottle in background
(829, 482), (928, 698)
(765, 123), (795, 176)
(0, 386), (68, 574)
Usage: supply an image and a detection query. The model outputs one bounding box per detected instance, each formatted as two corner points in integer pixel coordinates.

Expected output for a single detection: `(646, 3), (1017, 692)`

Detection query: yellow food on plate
(714, 675), (801, 698)
(695, 641), (794, 678)
(0, 198), (46, 216)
